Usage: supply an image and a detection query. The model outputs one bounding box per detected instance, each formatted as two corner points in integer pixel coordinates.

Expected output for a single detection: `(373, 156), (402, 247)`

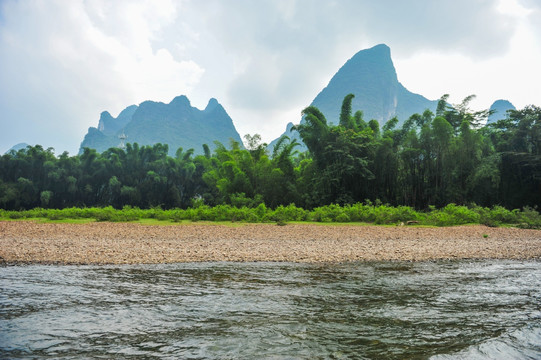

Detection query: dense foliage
(1, 203), (540, 228)
(1, 94), (540, 218)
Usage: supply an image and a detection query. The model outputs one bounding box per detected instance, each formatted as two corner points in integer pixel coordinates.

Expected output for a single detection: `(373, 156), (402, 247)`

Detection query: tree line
(1, 94), (539, 211)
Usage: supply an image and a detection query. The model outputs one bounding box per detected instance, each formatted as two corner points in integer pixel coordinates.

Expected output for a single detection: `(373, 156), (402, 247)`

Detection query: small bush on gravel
(309, 204), (344, 222)
(335, 213), (350, 223)
(271, 204), (308, 222)
(518, 206), (541, 229)
(427, 204), (480, 226)
(255, 203), (269, 222)
(46, 209), (66, 220)
(7, 211), (24, 219)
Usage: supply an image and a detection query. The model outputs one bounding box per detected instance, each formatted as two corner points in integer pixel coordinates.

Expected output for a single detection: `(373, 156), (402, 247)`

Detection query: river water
(1, 260), (540, 359)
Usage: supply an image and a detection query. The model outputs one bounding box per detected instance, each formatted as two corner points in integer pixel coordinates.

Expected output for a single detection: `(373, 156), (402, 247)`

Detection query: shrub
(193, 205), (211, 221)
(395, 206), (421, 223)
(210, 204), (234, 221)
(144, 206), (164, 220)
(2, 203), (536, 228)
(79, 207), (98, 219)
(255, 203), (269, 222)
(154, 210), (171, 221)
(183, 207), (200, 222)
(335, 213), (350, 223)
(309, 204), (344, 222)
(46, 209), (66, 220)
(7, 211), (24, 219)
(342, 204), (362, 222)
(94, 206), (116, 222)
(346, 202), (377, 222)
(426, 204), (480, 226)
(168, 209), (185, 222)
(230, 193), (254, 208)
(518, 206), (541, 229)
(271, 204), (308, 222)
(488, 205), (518, 224)
(426, 211), (452, 227)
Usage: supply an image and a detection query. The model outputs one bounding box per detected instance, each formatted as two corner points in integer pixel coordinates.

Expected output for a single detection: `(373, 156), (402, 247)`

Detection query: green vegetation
(1, 94), (540, 228)
(1, 203), (540, 228)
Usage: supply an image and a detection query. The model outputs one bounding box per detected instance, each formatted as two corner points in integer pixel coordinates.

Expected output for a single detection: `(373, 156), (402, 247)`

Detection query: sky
(1, 0), (540, 155)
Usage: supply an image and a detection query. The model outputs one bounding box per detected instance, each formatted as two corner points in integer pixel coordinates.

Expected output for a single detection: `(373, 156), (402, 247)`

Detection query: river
(1, 260), (540, 359)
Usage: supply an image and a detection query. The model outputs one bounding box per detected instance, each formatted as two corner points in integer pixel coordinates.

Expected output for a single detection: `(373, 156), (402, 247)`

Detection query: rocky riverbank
(1, 221), (540, 264)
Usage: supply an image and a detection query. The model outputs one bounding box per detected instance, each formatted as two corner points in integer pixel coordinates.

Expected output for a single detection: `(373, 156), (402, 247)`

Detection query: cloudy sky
(1, 0), (540, 155)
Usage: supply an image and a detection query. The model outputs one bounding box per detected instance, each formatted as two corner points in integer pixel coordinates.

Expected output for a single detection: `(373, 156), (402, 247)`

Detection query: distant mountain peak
(341, 44), (393, 69)
(5, 142), (31, 154)
(205, 98), (220, 112)
(487, 99), (516, 124)
(119, 105), (138, 115)
(311, 43), (429, 125)
(97, 105), (137, 136)
(170, 95), (191, 107)
(80, 95), (242, 155)
(268, 44), (437, 152)
(351, 43), (392, 61)
(371, 43), (391, 51)
(98, 111), (114, 132)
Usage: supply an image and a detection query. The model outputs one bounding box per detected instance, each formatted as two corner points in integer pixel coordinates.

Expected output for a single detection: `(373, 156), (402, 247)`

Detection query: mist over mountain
(487, 99), (516, 124)
(5, 143), (31, 154)
(268, 44), (438, 151)
(79, 96), (243, 155)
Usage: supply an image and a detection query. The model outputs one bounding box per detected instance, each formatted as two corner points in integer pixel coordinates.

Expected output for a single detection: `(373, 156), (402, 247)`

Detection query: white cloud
(176, 0), (528, 142)
(1, 0), (540, 152)
(394, 0), (541, 113)
(0, 0), (203, 154)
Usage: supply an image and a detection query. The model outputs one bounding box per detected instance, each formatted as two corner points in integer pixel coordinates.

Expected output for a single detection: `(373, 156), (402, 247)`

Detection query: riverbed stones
(0, 221), (540, 265)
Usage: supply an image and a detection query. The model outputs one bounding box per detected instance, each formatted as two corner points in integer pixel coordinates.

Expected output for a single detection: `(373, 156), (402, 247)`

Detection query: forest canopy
(1, 95), (540, 213)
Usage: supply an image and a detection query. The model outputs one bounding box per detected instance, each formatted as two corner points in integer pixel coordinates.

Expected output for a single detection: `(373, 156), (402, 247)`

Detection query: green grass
(1, 203), (539, 228)
(134, 219), (250, 227)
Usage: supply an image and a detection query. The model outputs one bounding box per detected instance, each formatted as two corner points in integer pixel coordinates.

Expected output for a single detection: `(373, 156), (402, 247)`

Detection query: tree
(294, 95), (375, 205)
(490, 106), (541, 208)
(244, 133), (267, 161)
(339, 93), (356, 129)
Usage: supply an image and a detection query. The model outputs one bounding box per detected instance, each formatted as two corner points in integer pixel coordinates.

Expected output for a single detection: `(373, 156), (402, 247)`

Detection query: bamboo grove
(1, 94), (540, 212)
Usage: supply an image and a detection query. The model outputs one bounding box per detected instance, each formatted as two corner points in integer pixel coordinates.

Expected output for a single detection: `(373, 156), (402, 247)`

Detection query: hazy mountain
(5, 143), (30, 154)
(268, 44), (438, 152)
(487, 99), (515, 124)
(79, 96), (243, 155)
(97, 105), (137, 136)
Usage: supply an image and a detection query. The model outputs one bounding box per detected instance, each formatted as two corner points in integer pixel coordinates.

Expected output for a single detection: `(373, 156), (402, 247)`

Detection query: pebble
(0, 221), (540, 265)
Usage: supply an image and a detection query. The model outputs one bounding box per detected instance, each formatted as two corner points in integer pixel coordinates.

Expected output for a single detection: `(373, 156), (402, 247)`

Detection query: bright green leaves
(0, 95), (539, 212)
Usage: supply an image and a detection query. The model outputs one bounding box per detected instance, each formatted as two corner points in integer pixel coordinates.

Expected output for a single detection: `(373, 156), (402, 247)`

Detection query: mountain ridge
(268, 44), (438, 152)
(79, 96), (243, 155)
(487, 99), (515, 124)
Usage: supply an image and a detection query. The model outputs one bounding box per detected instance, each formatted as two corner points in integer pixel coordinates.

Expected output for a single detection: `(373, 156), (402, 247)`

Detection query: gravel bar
(1, 221), (540, 265)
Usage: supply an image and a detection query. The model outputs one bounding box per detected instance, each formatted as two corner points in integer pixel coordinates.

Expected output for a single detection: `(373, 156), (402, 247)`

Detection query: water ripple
(1, 260), (540, 359)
